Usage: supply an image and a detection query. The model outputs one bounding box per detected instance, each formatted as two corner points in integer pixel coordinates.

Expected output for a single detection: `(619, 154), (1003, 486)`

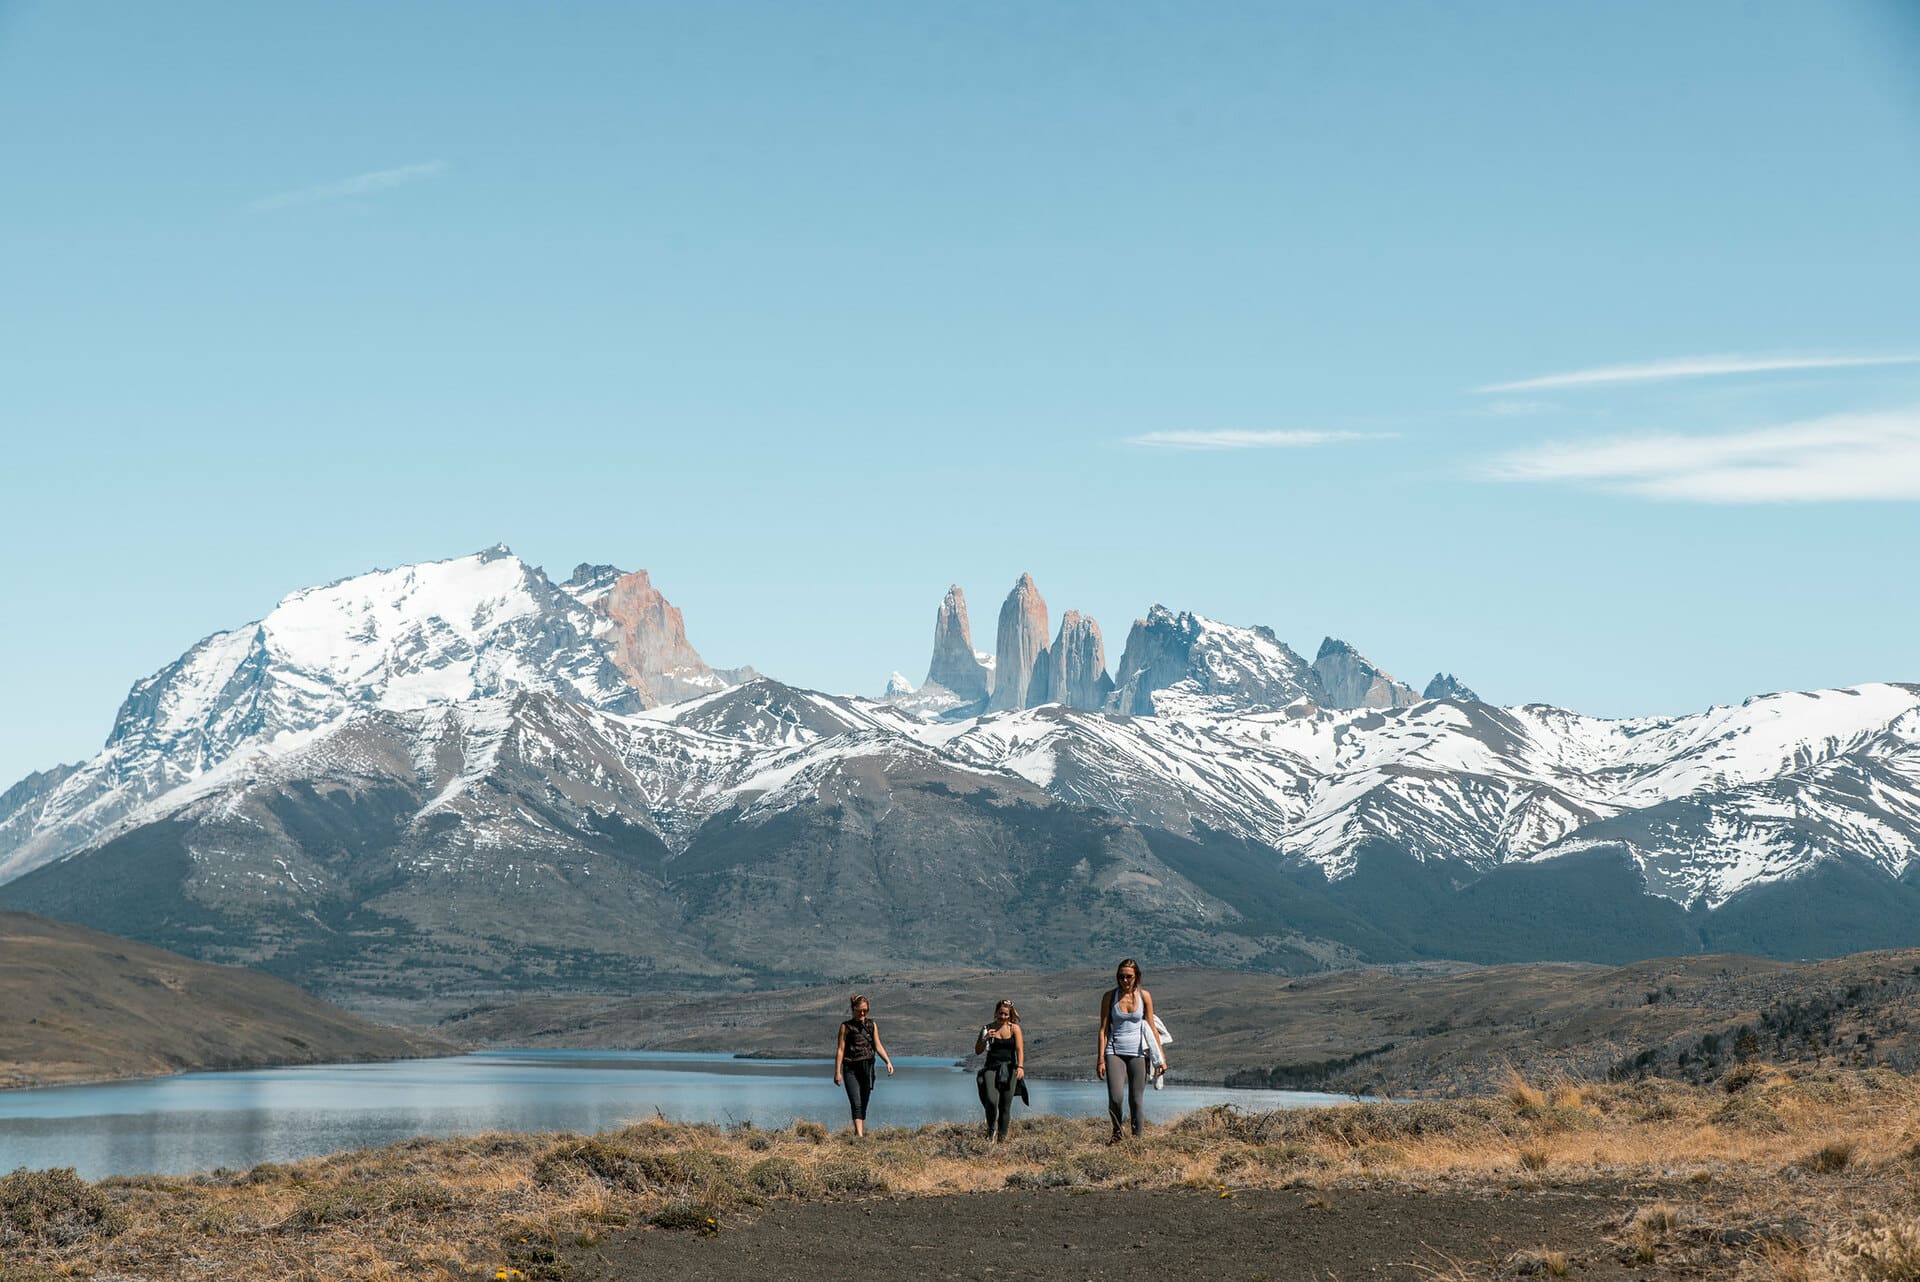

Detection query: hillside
(0, 911), (444, 1088)
(441, 949), (1920, 1094)
(6, 547), (1920, 1002)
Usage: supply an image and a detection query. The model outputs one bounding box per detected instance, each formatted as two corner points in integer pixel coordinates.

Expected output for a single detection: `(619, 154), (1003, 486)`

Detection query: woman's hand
(833, 1072), (842, 1085)
(1096, 1058), (1106, 1079)
(884, 1061), (895, 1077)
(1016, 1066), (1025, 1079)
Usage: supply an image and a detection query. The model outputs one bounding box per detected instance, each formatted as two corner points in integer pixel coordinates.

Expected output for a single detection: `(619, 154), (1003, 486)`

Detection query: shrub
(283, 1186), (378, 1229)
(792, 1120), (829, 1144)
(1517, 1147), (1550, 1172)
(1802, 1140), (1856, 1173)
(747, 1157), (815, 1197)
(1214, 1144), (1321, 1176)
(0, 1167), (123, 1248)
(1821, 1217), (1920, 1282)
(649, 1200), (720, 1235)
(817, 1160), (888, 1195)
(380, 1176), (459, 1212)
(1504, 1069), (1548, 1117)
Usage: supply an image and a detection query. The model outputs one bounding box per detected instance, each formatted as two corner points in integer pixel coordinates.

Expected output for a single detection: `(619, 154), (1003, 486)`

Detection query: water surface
(0, 1051), (1349, 1180)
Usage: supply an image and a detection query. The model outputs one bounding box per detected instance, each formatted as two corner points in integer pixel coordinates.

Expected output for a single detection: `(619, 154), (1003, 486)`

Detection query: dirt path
(569, 1184), (1716, 1281)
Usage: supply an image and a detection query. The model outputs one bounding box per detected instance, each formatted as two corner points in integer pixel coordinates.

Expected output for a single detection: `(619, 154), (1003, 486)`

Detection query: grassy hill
(440, 949), (1920, 1094)
(0, 911), (445, 1088)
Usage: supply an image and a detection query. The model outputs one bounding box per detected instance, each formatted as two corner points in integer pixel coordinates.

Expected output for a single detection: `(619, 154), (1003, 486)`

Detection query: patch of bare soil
(569, 1184), (1716, 1281)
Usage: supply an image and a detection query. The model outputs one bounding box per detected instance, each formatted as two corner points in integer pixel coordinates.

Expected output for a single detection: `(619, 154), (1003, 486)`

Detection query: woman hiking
(1095, 957), (1166, 1142)
(973, 999), (1026, 1142)
(833, 993), (894, 1136)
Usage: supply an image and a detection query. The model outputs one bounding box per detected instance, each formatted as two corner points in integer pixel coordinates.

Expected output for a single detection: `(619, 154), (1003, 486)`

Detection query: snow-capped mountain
(0, 547), (741, 882)
(5, 546), (1920, 1000)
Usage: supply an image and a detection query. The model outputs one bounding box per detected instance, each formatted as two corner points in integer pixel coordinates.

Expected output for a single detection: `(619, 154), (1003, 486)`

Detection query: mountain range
(4, 545), (1918, 1010)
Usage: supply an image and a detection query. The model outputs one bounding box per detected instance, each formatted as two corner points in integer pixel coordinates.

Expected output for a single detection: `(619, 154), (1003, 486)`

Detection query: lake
(0, 1051), (1351, 1180)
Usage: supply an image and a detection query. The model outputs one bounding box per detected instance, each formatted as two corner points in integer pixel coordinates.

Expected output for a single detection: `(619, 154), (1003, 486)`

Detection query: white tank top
(1107, 992), (1147, 1056)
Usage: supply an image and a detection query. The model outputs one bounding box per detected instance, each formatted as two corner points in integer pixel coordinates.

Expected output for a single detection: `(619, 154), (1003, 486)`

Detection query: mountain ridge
(4, 547), (1919, 1003)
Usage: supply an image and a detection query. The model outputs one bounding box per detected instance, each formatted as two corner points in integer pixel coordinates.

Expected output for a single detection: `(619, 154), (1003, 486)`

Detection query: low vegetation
(5, 1065), (1920, 1279)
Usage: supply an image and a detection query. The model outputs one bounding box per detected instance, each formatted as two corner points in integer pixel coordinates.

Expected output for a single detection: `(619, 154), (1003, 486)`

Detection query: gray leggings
(1105, 1053), (1146, 1135)
(978, 1066), (1015, 1140)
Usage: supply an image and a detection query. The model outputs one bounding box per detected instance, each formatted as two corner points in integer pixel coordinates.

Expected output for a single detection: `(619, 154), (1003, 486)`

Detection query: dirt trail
(570, 1184), (1711, 1281)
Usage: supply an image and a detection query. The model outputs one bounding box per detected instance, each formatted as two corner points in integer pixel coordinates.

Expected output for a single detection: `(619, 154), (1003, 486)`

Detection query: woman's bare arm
(1013, 1024), (1025, 1078)
(873, 1023), (894, 1074)
(1096, 989), (1111, 1077)
(833, 1023), (846, 1083)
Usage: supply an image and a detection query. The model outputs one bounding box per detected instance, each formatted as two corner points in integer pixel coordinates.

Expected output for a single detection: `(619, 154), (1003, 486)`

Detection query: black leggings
(978, 1066), (1015, 1140)
(842, 1058), (875, 1121)
(1105, 1053), (1146, 1136)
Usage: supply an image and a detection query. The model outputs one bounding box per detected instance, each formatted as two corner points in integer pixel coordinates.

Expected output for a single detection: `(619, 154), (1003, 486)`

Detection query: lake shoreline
(4, 1066), (1903, 1282)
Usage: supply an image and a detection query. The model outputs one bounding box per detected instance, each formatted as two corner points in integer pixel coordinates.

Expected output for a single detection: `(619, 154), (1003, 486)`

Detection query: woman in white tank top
(1095, 957), (1166, 1141)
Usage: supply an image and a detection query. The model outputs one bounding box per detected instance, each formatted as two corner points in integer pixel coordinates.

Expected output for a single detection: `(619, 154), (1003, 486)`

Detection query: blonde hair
(991, 999), (1022, 1025)
(849, 992), (868, 1013)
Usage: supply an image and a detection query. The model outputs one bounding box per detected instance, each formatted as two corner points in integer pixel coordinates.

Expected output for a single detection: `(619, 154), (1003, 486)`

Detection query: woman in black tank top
(833, 993), (894, 1136)
(973, 999), (1025, 1142)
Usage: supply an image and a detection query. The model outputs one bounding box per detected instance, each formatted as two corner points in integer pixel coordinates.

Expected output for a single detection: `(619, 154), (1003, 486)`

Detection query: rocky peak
(1424, 672), (1481, 702)
(925, 585), (992, 704)
(1311, 638), (1420, 710)
(1107, 606), (1316, 717)
(589, 570), (737, 706)
(883, 671), (915, 699)
(1033, 610), (1114, 711)
(561, 563), (626, 605)
(985, 574), (1049, 713)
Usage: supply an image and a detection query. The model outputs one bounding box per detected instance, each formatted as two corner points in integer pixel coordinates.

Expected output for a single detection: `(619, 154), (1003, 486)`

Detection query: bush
(1214, 1144), (1322, 1176)
(792, 1120), (829, 1144)
(1802, 1140), (1856, 1174)
(0, 1168), (124, 1248)
(649, 1200), (720, 1235)
(817, 1160), (888, 1195)
(283, 1186), (377, 1229)
(747, 1157), (816, 1197)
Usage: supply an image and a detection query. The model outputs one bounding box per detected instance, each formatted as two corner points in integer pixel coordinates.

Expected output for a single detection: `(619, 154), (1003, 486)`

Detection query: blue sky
(2, 1), (1918, 785)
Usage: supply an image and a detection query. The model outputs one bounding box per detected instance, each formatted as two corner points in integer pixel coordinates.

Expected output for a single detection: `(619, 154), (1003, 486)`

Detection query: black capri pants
(842, 1058), (876, 1121)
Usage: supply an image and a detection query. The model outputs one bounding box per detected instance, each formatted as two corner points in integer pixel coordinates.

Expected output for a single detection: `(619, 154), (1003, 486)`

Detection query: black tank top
(843, 1018), (874, 1061)
(984, 1029), (1017, 1067)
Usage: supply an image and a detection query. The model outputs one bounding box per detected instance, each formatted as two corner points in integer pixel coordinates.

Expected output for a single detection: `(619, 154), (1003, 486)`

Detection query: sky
(2, 1), (1918, 785)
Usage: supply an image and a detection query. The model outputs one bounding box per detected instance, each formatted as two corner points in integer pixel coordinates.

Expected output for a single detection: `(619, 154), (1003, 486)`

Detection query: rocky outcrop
(985, 574), (1049, 713)
(1034, 611), (1114, 711)
(1106, 606), (1316, 717)
(1424, 673), (1481, 702)
(1311, 639), (1420, 710)
(925, 585), (992, 703)
(583, 567), (750, 706)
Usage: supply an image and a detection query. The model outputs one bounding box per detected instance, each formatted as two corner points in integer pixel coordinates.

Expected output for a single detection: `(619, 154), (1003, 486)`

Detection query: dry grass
(5, 1066), (1919, 1280)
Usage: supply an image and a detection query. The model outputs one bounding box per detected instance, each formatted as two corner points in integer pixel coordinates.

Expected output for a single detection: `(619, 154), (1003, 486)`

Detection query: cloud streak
(247, 161), (448, 214)
(1484, 409), (1920, 502)
(1477, 353), (1920, 394)
(1127, 429), (1389, 450)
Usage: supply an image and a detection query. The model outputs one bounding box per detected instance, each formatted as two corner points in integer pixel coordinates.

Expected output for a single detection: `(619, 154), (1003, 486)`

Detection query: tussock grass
(7, 1066), (1920, 1280)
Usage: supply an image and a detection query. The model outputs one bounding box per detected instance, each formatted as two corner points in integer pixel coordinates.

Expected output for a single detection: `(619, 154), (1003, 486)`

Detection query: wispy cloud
(1483, 409), (1920, 502)
(1477, 353), (1920, 394)
(1127, 429), (1390, 450)
(1482, 399), (1556, 417)
(247, 161), (448, 215)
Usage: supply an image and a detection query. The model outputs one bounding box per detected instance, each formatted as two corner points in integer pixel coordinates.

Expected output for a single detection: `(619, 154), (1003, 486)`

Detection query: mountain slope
(0, 910), (440, 1087)
(7, 549), (1920, 999)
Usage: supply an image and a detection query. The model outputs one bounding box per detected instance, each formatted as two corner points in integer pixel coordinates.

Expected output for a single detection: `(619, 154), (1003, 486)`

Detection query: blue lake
(0, 1051), (1349, 1180)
